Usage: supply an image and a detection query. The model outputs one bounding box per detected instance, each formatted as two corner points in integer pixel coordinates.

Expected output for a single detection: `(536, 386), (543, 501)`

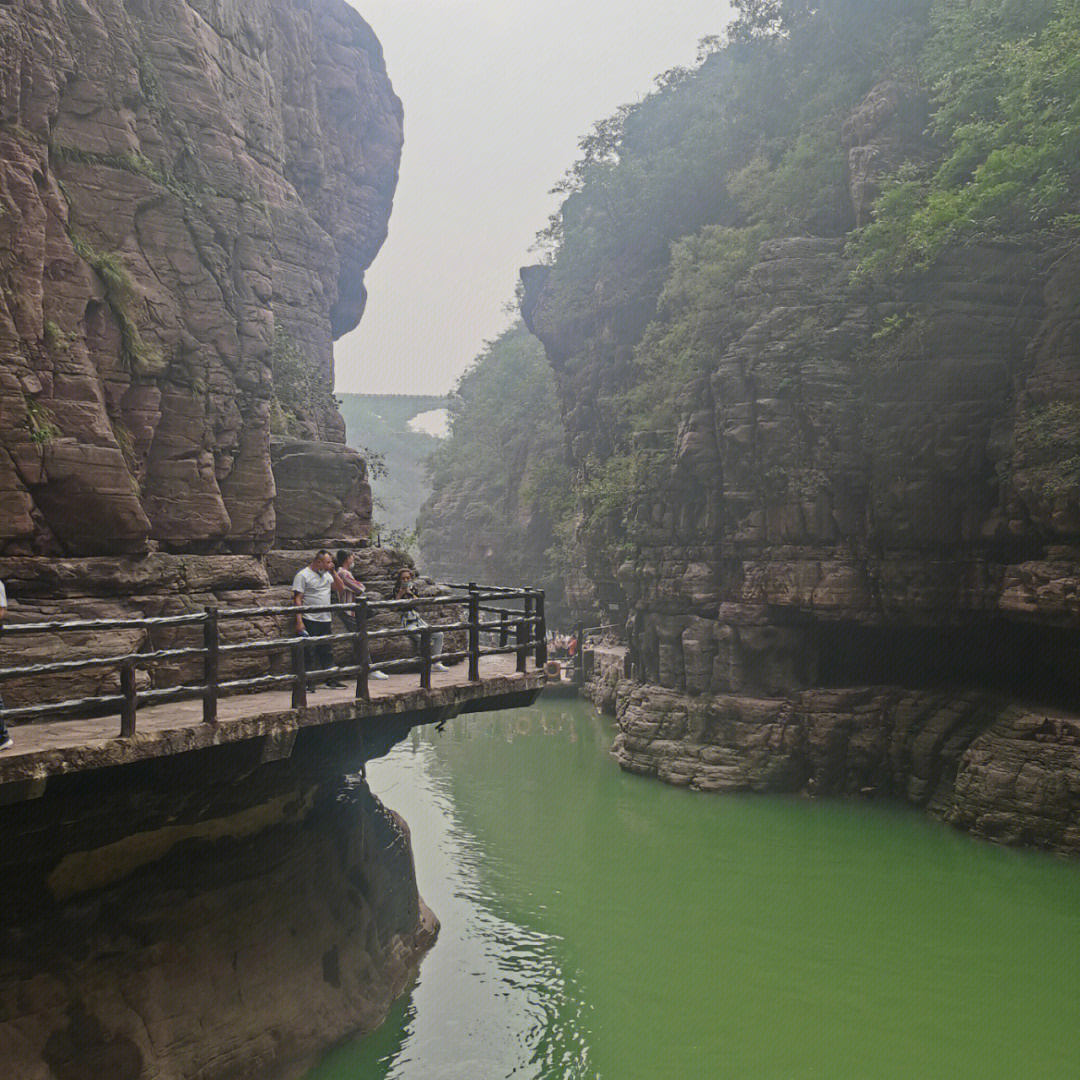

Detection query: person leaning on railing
(334, 550), (389, 680)
(0, 579), (10, 750)
(393, 568), (448, 672)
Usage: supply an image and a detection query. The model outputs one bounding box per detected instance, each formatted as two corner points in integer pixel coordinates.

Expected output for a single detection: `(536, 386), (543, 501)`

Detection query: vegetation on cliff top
(549, 0), (1080, 565)
(855, 0), (1080, 277)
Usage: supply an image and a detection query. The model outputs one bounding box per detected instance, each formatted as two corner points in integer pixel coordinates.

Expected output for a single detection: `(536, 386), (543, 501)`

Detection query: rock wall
(0, 0), (402, 556)
(0, 720), (437, 1080)
(523, 80), (1080, 853)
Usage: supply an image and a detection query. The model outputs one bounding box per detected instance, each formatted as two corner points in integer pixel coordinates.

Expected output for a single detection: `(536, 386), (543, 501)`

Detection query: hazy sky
(336, 0), (734, 395)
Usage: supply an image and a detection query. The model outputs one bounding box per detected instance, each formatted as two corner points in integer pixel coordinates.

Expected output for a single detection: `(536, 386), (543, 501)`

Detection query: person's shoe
(325, 680), (346, 688)
(0, 735), (12, 751)
(432, 662), (449, 672)
(370, 670), (390, 680)
(306, 684), (319, 693)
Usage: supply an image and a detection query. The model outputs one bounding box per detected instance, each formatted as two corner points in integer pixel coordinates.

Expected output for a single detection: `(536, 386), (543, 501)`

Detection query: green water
(307, 700), (1080, 1080)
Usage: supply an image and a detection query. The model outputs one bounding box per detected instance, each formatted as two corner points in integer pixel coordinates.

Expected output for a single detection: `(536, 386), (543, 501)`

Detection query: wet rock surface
(613, 680), (1080, 853)
(0, 726), (438, 1080)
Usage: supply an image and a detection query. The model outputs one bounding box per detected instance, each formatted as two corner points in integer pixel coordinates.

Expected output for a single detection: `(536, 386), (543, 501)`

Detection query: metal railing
(0, 583), (547, 736)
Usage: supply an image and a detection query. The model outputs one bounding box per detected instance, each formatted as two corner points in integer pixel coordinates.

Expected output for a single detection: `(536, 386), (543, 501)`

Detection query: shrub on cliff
(854, 0), (1080, 278)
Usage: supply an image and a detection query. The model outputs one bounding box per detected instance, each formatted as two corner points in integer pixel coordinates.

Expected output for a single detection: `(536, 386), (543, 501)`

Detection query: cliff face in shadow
(518, 1), (1080, 851)
(0, 0), (402, 555)
(0, 721), (437, 1080)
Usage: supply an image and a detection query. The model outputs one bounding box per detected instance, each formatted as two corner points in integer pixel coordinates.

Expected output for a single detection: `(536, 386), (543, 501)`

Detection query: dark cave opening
(814, 620), (1080, 712)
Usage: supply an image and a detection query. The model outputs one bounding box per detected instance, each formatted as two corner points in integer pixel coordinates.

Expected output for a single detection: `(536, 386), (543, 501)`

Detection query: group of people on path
(291, 550), (447, 690)
(549, 632), (578, 660)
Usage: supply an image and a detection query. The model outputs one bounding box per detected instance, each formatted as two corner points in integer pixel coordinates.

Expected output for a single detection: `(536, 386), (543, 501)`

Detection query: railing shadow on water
(0, 583), (547, 737)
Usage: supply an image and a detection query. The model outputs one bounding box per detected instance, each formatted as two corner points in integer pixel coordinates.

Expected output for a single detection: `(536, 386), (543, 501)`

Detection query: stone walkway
(0, 654), (541, 785)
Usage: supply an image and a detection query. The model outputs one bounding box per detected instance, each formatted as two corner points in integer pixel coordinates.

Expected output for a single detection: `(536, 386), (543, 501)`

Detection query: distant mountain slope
(339, 394), (447, 534)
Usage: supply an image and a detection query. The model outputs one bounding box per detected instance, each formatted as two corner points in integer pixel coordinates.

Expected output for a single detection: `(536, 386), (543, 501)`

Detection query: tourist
(0, 579), (10, 750)
(393, 568), (448, 671)
(292, 551), (343, 690)
(334, 550), (389, 679)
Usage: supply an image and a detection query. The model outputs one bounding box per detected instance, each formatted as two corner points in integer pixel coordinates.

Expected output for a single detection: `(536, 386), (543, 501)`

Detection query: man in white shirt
(292, 551), (342, 689)
(0, 580), (11, 749)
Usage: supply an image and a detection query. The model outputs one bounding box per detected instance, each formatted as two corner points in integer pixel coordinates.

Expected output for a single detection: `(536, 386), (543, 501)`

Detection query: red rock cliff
(0, 0), (402, 556)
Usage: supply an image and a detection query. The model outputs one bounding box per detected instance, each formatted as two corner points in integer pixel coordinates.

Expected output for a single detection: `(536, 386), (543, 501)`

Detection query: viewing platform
(0, 583), (547, 805)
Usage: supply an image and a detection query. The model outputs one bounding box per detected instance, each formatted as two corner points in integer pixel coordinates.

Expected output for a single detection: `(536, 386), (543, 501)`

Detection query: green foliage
(360, 445), (389, 482)
(623, 224), (769, 435)
(70, 234), (165, 376)
(728, 125), (850, 236)
(24, 396), (60, 445)
(376, 525), (419, 555)
(43, 319), (74, 351)
(726, 0), (816, 41)
(137, 55), (169, 116)
(854, 0), (1080, 279)
(51, 142), (267, 214)
(526, 0), (938, 573)
(1014, 401), (1080, 499)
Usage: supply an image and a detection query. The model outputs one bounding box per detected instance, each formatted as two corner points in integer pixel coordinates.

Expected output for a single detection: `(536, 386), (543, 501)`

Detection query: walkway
(0, 654), (543, 798)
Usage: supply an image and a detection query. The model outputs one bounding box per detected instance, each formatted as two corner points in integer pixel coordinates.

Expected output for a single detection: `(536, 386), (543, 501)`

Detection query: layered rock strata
(0, 718), (437, 1080)
(0, 0), (401, 555)
(524, 81), (1080, 853)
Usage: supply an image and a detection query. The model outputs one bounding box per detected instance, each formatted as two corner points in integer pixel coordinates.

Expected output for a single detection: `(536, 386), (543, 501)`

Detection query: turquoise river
(307, 698), (1080, 1080)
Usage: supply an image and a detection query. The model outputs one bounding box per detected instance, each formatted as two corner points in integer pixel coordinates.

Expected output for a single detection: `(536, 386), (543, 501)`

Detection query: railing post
(575, 620), (585, 686)
(203, 606), (219, 725)
(523, 592), (535, 666)
(515, 618), (527, 673)
(468, 582), (480, 682)
(420, 627), (432, 691)
(353, 598), (370, 700)
(120, 659), (137, 737)
(291, 638), (308, 709)
(535, 591), (548, 667)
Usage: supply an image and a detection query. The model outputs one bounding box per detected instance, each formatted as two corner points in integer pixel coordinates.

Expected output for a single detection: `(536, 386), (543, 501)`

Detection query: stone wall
(0, 0), (401, 556)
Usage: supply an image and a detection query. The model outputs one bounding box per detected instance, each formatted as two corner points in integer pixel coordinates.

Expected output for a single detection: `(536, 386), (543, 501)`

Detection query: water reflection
(308, 711), (594, 1080)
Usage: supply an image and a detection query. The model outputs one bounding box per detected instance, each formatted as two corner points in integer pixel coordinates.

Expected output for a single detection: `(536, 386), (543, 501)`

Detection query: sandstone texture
(0, 720), (437, 1080)
(524, 81), (1080, 853)
(0, 0), (402, 556)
